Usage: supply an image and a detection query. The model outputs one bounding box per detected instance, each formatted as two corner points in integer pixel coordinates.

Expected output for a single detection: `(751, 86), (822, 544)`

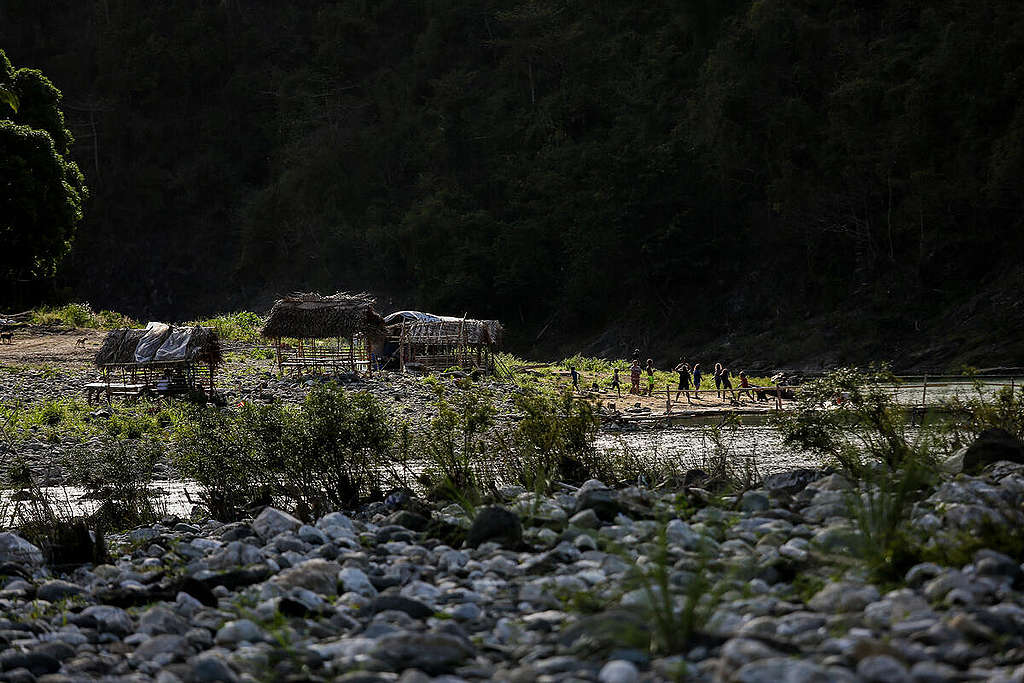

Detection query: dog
(0, 331), (12, 344)
(76, 336), (87, 348)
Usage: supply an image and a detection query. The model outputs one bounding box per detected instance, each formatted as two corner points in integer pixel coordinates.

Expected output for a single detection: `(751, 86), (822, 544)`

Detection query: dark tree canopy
(0, 49), (86, 284)
(2, 1), (1022, 365)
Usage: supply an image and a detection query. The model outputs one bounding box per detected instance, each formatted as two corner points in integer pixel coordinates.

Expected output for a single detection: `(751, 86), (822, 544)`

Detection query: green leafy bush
(173, 404), (274, 522)
(772, 366), (926, 474)
(500, 388), (605, 488)
(419, 380), (497, 502)
(277, 384), (396, 517)
(940, 381), (1024, 449)
(29, 303), (138, 329)
(64, 438), (163, 529)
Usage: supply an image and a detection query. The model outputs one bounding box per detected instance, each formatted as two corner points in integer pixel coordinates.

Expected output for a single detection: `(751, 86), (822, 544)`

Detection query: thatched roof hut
(95, 325), (222, 367)
(401, 318), (503, 348)
(260, 292), (387, 341)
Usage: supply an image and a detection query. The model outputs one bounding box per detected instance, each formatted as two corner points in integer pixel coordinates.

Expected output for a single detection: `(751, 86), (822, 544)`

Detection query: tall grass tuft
(189, 311), (265, 343)
(29, 303), (137, 329)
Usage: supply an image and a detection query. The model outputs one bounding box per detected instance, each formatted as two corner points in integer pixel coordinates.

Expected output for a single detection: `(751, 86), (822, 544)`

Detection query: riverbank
(2, 455), (1024, 681)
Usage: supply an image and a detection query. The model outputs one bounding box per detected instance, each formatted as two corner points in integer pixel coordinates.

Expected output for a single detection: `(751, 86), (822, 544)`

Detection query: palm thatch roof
(95, 325), (223, 367)
(399, 318), (504, 348)
(260, 291), (387, 341)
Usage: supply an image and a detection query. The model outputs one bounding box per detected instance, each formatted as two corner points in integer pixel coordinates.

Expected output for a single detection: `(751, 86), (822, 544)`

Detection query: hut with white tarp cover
(89, 323), (222, 400)
(383, 311), (503, 372)
(260, 292), (387, 375)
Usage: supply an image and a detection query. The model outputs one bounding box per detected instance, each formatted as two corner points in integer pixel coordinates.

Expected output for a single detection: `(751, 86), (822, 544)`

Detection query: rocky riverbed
(3, 457), (1024, 682)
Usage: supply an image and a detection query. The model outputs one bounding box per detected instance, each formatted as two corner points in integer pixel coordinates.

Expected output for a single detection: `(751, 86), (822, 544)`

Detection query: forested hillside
(3, 1), (1023, 366)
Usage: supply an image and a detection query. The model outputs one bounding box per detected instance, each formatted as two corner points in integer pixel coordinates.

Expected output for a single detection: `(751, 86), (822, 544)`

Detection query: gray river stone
(272, 558), (341, 596)
(467, 506), (522, 549)
(369, 632), (475, 675)
(808, 582), (880, 613)
(857, 654), (909, 683)
(81, 605), (134, 636)
(138, 605), (190, 635)
(733, 657), (834, 683)
(36, 579), (83, 602)
(215, 619), (264, 646)
(252, 507), (302, 540)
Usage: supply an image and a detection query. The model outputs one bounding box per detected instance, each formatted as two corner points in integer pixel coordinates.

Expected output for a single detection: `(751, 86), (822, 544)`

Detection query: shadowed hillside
(3, 1), (1023, 368)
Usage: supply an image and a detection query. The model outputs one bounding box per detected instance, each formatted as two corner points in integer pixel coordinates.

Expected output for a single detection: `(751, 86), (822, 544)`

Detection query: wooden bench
(85, 382), (147, 403)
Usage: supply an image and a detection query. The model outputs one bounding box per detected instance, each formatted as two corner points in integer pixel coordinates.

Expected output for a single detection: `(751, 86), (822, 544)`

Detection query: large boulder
(762, 468), (825, 496)
(0, 532), (44, 566)
(962, 429), (1024, 474)
(466, 506), (522, 549)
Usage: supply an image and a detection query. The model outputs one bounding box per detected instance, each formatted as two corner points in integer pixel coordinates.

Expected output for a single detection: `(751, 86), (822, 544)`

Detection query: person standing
(692, 363), (703, 399)
(721, 367), (735, 401)
(714, 363), (724, 400)
(630, 360), (642, 395)
(645, 359), (656, 396)
(611, 367), (622, 396)
(674, 361), (691, 403)
(569, 365), (580, 392)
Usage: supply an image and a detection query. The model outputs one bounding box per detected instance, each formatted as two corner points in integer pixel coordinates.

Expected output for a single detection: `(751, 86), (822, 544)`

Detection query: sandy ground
(0, 326), (107, 365)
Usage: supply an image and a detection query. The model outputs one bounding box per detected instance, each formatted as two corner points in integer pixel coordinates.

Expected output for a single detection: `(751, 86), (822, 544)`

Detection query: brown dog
(76, 336), (87, 348)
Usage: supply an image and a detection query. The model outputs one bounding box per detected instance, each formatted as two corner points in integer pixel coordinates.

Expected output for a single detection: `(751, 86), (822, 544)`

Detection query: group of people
(570, 350), (755, 404)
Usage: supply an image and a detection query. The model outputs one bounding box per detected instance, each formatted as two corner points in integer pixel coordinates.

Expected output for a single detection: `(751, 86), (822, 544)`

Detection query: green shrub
(500, 388), (606, 488)
(940, 381), (1024, 449)
(419, 380), (497, 502)
(64, 438), (163, 529)
(173, 404), (274, 521)
(277, 384), (395, 517)
(772, 366), (925, 474)
(559, 355), (628, 373)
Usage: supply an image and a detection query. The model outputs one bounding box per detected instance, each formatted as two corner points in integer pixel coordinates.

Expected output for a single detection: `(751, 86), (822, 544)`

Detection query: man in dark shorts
(569, 365), (579, 392)
(611, 368), (621, 396)
(673, 361), (691, 403)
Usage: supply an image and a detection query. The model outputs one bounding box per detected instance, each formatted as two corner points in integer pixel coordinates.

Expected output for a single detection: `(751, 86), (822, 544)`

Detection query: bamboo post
(275, 337), (282, 375)
(459, 314), (467, 369)
(399, 319), (406, 372)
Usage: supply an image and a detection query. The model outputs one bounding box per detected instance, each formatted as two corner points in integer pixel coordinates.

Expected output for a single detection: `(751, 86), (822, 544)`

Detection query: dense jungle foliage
(2, 1), (1023, 363)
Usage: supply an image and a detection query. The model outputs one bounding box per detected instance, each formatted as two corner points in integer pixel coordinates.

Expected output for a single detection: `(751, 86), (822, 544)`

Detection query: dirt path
(550, 369), (782, 417)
